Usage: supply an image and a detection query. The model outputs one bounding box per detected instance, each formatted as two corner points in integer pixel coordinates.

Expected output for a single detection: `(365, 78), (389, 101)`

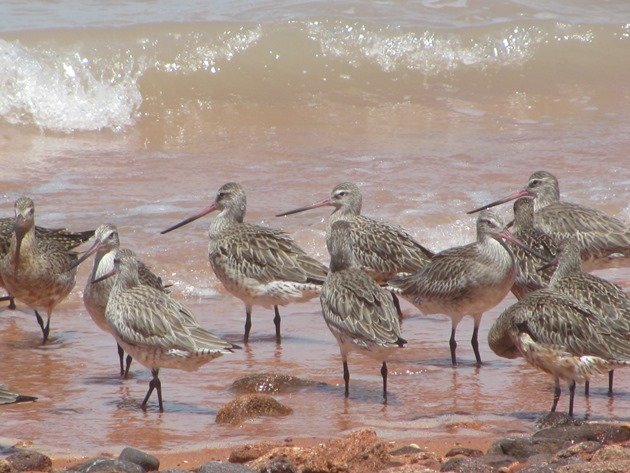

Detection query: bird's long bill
(67, 240), (101, 271)
(467, 189), (533, 214)
(275, 198), (333, 217)
(499, 229), (551, 263)
(92, 268), (116, 284)
(160, 203), (218, 234)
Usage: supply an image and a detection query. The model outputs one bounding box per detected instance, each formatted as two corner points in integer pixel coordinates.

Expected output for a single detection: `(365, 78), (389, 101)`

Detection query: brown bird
(98, 249), (239, 411)
(489, 290), (630, 417)
(70, 223), (170, 377)
(388, 210), (535, 366)
(468, 170), (629, 268)
(0, 197), (81, 342)
(161, 182), (328, 343)
(277, 182), (433, 316)
(320, 221), (406, 402)
(0, 215), (93, 309)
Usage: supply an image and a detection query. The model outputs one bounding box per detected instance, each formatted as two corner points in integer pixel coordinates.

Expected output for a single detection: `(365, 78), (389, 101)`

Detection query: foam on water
(0, 39), (142, 133)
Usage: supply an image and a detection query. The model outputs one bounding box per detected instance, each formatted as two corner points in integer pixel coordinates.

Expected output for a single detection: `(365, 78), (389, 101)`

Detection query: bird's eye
(529, 179), (541, 187)
(336, 191), (347, 197)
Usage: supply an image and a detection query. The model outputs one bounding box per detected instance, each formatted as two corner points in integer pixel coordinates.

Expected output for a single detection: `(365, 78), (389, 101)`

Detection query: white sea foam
(0, 39), (142, 133)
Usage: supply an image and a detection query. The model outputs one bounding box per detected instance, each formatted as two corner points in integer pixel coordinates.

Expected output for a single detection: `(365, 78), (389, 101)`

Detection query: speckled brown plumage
(388, 210), (519, 366)
(509, 197), (558, 299)
(72, 223), (170, 377)
(0, 197), (79, 343)
(162, 182), (328, 343)
(469, 171), (629, 267)
(105, 249), (238, 411)
(488, 289), (630, 416)
(548, 237), (630, 395)
(321, 221), (405, 401)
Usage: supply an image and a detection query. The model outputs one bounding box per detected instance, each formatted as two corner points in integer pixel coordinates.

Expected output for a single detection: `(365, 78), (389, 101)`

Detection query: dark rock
(228, 441), (284, 463)
(215, 395), (292, 425)
(441, 452), (518, 472)
(444, 447), (483, 458)
(534, 423), (630, 445)
(198, 462), (256, 473)
(440, 456), (467, 472)
(6, 448), (52, 472)
(69, 458), (145, 473)
(257, 457), (297, 473)
(390, 444), (427, 456)
(487, 436), (565, 461)
(118, 447), (160, 472)
(231, 373), (324, 394)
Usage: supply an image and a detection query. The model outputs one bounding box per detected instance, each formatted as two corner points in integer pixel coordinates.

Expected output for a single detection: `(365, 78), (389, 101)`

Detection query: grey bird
(161, 182), (328, 344)
(70, 223), (170, 377)
(320, 220), (406, 402)
(97, 248), (239, 411)
(468, 170), (630, 268)
(277, 182), (433, 316)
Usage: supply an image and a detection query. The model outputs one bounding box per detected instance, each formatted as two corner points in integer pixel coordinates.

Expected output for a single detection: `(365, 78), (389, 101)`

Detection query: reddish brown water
(1, 100), (628, 458)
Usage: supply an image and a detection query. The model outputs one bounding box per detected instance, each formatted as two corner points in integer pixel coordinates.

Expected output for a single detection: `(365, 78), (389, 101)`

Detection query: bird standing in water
(277, 182), (433, 317)
(0, 197), (79, 343)
(98, 249), (239, 411)
(70, 223), (170, 377)
(161, 182), (328, 343)
(320, 220), (406, 402)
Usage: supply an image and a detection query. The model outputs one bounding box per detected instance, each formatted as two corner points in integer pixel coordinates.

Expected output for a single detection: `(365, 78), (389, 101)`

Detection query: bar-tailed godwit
(0, 197), (79, 343)
(509, 197), (557, 299)
(97, 248), (239, 411)
(71, 223), (170, 377)
(161, 182), (328, 343)
(546, 237), (630, 395)
(388, 210), (532, 366)
(321, 221), (406, 402)
(0, 217), (93, 309)
(488, 289), (630, 416)
(468, 171), (629, 268)
(277, 182), (433, 316)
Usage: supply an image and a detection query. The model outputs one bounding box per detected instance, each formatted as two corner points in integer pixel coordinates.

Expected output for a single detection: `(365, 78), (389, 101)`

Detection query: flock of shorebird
(1, 171), (629, 417)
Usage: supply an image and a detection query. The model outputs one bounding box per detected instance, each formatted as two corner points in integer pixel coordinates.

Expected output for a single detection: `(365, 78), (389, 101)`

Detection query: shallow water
(0, 0), (629, 460)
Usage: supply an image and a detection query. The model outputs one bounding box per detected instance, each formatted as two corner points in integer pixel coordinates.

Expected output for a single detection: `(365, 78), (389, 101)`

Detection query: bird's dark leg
(343, 359), (350, 398)
(273, 305), (281, 343)
(449, 326), (457, 366)
(0, 294), (15, 310)
(142, 368), (163, 411)
(568, 381), (576, 417)
(124, 355), (133, 379)
(391, 292), (403, 319)
(35, 311), (45, 335)
(35, 311), (51, 343)
(471, 318), (482, 366)
(43, 316), (50, 343)
(608, 370), (614, 397)
(244, 305), (252, 343)
(551, 378), (561, 412)
(584, 380), (590, 397)
(117, 344), (125, 376)
(381, 361), (388, 403)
